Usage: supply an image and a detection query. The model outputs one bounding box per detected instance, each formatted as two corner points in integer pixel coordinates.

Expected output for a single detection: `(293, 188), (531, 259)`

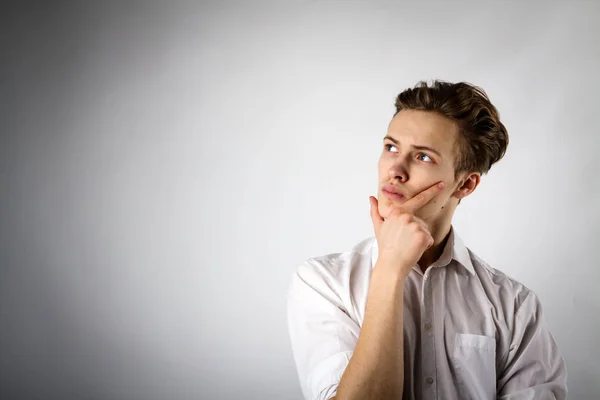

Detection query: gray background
(1, 1), (599, 399)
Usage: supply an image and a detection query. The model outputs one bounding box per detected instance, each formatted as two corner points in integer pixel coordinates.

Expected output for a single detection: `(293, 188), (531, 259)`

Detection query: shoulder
(467, 249), (541, 313)
(289, 237), (376, 298)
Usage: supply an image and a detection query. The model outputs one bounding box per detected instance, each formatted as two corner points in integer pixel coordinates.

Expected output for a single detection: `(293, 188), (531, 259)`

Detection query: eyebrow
(383, 135), (443, 158)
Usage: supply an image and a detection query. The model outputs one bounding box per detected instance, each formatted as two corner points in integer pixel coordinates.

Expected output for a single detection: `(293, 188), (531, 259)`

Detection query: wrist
(373, 259), (411, 283)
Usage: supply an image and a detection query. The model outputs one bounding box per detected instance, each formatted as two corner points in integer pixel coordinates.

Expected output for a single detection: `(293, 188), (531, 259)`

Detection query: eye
(417, 153), (433, 163)
(385, 143), (398, 152)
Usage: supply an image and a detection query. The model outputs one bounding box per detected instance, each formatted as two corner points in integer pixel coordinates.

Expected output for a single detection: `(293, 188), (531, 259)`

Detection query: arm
(287, 261), (361, 400)
(334, 262), (407, 399)
(288, 182), (445, 400)
(497, 291), (567, 399)
(334, 186), (445, 400)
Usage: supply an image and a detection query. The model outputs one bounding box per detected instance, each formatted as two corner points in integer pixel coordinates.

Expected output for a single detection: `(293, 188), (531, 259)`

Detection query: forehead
(387, 109), (460, 155)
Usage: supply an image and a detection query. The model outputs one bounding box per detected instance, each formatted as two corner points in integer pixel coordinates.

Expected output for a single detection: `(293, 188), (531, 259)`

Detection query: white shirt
(287, 227), (567, 400)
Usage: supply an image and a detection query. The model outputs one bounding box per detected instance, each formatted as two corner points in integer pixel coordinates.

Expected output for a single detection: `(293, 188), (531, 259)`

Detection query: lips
(382, 184), (405, 200)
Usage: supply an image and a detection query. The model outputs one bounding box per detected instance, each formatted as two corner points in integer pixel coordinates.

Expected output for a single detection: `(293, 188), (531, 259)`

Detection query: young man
(287, 81), (567, 400)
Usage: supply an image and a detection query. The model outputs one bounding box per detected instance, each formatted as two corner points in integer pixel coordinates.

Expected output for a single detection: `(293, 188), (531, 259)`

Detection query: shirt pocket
(452, 333), (496, 400)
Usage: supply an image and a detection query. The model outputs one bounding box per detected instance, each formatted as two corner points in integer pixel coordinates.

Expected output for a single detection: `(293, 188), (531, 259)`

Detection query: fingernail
(438, 182), (446, 188)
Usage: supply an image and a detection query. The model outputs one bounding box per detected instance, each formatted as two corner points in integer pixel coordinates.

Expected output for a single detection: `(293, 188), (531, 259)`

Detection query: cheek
(419, 190), (451, 213)
(378, 158), (389, 176)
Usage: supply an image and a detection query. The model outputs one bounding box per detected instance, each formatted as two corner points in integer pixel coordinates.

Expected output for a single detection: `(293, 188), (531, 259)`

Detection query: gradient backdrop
(1, 1), (599, 399)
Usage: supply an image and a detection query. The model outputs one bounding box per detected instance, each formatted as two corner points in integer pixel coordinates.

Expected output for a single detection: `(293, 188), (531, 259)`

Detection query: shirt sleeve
(497, 291), (568, 399)
(287, 260), (361, 400)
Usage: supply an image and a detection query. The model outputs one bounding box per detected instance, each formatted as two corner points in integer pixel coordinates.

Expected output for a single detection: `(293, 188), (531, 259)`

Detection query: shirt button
(426, 377), (434, 385)
(424, 322), (432, 331)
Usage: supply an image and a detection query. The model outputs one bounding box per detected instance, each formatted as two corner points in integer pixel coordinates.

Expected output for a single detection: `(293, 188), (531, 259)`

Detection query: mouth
(382, 186), (405, 201)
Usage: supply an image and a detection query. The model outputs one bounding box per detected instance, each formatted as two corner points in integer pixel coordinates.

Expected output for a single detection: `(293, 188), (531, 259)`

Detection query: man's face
(378, 109), (465, 222)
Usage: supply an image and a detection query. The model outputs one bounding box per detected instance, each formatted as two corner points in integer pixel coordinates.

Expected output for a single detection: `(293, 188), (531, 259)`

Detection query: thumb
(369, 196), (383, 237)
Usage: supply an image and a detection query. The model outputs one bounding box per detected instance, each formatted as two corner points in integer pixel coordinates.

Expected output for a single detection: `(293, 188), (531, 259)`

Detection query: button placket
(421, 269), (437, 398)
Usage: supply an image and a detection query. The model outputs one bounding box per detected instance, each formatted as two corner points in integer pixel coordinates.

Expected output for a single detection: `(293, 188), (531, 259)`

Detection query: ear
(452, 172), (481, 200)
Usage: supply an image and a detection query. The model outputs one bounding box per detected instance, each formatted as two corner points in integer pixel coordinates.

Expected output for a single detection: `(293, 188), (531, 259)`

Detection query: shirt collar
(371, 226), (475, 276)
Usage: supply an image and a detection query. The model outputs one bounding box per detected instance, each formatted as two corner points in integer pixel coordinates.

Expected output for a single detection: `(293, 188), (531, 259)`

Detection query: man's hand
(369, 181), (446, 278)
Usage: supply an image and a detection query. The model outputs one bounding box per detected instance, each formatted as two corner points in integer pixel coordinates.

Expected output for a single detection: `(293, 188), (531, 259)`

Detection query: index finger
(400, 181), (446, 214)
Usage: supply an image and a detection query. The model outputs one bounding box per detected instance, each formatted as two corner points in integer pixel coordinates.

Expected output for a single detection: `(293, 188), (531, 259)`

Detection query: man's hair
(394, 80), (509, 176)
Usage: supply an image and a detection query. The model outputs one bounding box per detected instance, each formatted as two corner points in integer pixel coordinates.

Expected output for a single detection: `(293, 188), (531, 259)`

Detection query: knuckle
(399, 213), (413, 223)
(410, 221), (422, 231)
(418, 233), (431, 245)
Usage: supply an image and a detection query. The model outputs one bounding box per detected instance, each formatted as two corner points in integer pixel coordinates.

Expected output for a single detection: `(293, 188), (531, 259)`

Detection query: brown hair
(394, 80), (509, 176)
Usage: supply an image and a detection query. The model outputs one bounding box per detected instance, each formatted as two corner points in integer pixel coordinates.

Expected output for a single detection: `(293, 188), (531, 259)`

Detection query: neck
(418, 217), (452, 273)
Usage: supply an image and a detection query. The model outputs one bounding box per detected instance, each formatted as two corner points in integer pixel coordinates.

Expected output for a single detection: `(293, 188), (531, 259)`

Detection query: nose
(388, 159), (408, 183)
